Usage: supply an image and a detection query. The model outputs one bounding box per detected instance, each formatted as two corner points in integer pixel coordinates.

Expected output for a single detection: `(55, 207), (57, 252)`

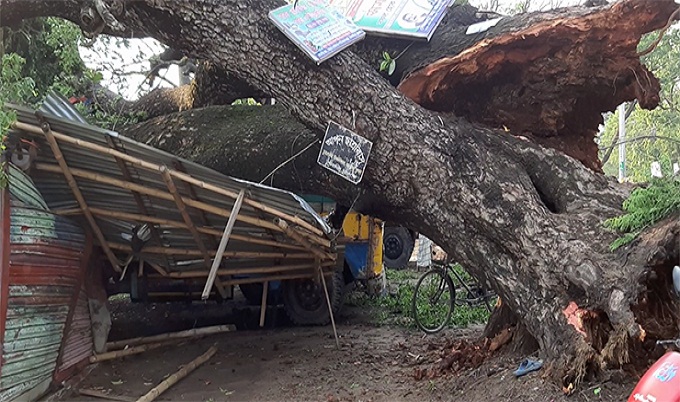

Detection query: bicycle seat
(673, 265), (680, 298)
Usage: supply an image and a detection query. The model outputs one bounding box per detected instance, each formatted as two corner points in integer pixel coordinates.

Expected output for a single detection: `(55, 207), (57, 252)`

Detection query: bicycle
(411, 261), (496, 334)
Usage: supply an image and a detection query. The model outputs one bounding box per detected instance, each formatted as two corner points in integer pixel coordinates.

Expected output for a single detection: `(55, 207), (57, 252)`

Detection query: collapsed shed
(0, 93), (339, 401)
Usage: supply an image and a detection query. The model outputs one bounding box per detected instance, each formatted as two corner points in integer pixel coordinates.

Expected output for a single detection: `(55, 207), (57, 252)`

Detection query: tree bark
(4, 0), (680, 389)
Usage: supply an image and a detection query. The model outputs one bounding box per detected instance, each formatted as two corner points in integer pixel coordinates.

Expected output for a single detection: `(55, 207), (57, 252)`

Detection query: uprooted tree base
(3, 0), (680, 392)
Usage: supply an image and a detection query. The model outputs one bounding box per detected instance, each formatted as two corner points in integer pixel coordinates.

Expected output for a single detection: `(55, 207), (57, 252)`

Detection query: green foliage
(379, 52), (396, 76)
(604, 178), (680, 250)
(3, 18), (88, 100)
(0, 53), (37, 187)
(348, 267), (491, 329)
(600, 29), (680, 182)
(231, 98), (262, 106)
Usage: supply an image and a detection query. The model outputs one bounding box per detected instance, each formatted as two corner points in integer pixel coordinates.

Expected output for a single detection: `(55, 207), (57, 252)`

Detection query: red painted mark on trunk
(563, 301), (587, 336)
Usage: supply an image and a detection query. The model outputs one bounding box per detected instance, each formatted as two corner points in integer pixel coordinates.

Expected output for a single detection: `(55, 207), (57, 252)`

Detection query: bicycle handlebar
(656, 339), (680, 348)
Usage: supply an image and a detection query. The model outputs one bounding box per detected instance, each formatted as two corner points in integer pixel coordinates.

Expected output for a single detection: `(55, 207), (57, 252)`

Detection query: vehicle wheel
(383, 226), (414, 269)
(239, 283), (276, 306)
(282, 270), (344, 326)
(412, 268), (455, 334)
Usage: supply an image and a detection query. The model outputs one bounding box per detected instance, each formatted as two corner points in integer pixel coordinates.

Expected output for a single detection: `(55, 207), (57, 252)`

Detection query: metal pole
(618, 103), (626, 182)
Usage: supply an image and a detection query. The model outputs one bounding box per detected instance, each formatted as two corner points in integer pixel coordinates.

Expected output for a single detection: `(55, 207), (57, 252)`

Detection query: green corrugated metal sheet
(0, 164), (86, 402)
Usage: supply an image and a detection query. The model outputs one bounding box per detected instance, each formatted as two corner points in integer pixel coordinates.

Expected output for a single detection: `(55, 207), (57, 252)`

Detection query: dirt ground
(60, 288), (641, 402)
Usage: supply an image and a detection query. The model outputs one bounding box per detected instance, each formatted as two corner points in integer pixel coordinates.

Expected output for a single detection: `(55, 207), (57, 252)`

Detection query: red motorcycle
(627, 266), (680, 402)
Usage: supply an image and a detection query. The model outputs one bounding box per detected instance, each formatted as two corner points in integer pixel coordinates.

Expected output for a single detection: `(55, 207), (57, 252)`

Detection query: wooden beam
(38, 122), (121, 272)
(160, 166), (227, 299)
(202, 189), (245, 300)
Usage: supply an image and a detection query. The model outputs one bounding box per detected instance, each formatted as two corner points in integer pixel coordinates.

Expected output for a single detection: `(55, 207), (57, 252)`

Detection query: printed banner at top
(325, 0), (451, 40)
(269, 0), (366, 64)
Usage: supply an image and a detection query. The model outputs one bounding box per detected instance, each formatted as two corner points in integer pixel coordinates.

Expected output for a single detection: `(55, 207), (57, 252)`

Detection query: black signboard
(317, 121), (373, 184)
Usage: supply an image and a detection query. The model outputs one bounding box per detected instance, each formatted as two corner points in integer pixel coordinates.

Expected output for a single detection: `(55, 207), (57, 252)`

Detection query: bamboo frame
(106, 241), (316, 259)
(161, 166), (227, 299)
(202, 189), (245, 300)
(81, 208), (308, 252)
(35, 162), (282, 233)
(39, 122), (121, 273)
(15, 121), (325, 236)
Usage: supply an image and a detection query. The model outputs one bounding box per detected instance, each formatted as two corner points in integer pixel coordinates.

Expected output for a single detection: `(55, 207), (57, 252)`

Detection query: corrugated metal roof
(39, 92), (88, 125)
(5, 93), (334, 278)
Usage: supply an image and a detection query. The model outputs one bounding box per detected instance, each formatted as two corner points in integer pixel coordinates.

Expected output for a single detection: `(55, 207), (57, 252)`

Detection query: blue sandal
(514, 358), (543, 377)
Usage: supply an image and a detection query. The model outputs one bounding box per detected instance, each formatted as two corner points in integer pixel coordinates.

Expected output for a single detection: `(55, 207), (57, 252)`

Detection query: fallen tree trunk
(4, 0), (680, 390)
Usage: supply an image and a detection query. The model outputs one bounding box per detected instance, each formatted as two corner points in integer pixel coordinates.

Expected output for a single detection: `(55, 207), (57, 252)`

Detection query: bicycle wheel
(412, 268), (455, 334)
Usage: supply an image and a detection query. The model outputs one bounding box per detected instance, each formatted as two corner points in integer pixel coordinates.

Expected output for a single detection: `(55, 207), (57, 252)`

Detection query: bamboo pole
(156, 261), (336, 278)
(106, 325), (235, 350)
(84, 207), (309, 251)
(276, 218), (335, 261)
(160, 166), (227, 299)
(318, 263), (340, 349)
(15, 121), (324, 236)
(203, 189), (245, 300)
(106, 241), (314, 259)
(89, 341), (172, 363)
(38, 122), (122, 273)
(78, 389), (135, 402)
(135, 346), (218, 402)
(259, 281), (268, 327)
(34, 163), (282, 233)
